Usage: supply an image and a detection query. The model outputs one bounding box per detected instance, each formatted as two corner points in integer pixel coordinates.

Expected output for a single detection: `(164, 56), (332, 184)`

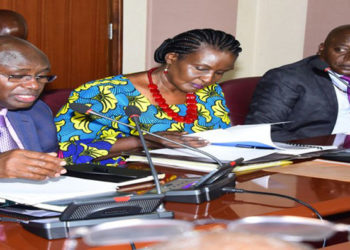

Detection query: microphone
(22, 105), (179, 239)
(70, 103), (226, 168)
(124, 106), (162, 195)
(314, 59), (350, 88)
(70, 103), (243, 204)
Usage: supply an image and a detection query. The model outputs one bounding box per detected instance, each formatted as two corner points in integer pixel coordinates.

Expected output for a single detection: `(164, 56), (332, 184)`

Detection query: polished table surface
(1, 159), (350, 249)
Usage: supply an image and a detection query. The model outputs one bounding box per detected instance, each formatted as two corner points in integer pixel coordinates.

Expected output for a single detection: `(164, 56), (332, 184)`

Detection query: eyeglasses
(0, 73), (57, 84)
(76, 216), (350, 247)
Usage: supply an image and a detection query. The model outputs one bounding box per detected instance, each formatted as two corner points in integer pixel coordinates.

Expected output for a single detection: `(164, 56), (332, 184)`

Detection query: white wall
(234, 0), (308, 78)
(122, 0), (147, 74)
(122, 0), (309, 79)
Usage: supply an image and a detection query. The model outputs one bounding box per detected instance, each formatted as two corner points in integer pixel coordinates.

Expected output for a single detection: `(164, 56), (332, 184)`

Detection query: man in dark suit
(0, 36), (66, 180)
(245, 24), (350, 142)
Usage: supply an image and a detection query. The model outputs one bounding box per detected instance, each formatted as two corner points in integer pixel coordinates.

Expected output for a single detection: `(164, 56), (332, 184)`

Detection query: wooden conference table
(1, 139), (350, 249)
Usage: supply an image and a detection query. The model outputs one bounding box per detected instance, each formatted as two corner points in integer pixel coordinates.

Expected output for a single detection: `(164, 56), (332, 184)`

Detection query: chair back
(40, 89), (72, 116)
(220, 76), (261, 125)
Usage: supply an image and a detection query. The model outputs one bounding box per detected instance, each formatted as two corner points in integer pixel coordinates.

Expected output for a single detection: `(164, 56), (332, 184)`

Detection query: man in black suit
(245, 24), (350, 142)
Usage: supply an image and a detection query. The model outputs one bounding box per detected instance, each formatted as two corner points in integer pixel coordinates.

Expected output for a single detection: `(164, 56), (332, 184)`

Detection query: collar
(0, 108), (8, 116)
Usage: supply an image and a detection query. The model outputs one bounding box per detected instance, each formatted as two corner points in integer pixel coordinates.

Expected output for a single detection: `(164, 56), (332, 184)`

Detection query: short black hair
(324, 24), (350, 46)
(154, 28), (242, 64)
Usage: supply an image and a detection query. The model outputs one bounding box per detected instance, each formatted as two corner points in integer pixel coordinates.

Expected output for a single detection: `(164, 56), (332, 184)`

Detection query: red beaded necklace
(147, 67), (198, 123)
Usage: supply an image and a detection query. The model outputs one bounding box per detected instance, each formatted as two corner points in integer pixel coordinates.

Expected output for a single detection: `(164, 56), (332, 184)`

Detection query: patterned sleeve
(192, 83), (231, 133)
(54, 76), (131, 165)
(214, 83), (231, 128)
(55, 79), (231, 164)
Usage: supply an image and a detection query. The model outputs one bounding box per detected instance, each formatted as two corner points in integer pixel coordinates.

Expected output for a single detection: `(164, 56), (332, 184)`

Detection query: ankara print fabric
(55, 75), (231, 166)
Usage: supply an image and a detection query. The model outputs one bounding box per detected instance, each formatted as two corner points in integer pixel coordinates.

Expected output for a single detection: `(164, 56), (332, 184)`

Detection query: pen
(233, 160), (293, 174)
(211, 142), (275, 150)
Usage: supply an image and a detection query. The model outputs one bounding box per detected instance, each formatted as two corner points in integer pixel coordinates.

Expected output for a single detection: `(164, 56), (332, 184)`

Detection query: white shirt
(329, 73), (350, 134)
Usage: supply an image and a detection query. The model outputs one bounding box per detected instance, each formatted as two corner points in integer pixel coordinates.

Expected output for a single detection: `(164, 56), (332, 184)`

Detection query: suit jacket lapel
(7, 111), (42, 151)
(311, 57), (338, 111)
(318, 74), (338, 110)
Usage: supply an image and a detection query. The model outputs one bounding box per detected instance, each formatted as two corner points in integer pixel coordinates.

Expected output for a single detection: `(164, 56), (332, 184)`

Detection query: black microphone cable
(222, 186), (327, 248)
(222, 187), (323, 220)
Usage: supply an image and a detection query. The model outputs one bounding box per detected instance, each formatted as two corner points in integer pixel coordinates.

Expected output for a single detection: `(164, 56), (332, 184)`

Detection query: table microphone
(314, 59), (350, 88)
(69, 103), (226, 168)
(124, 105), (161, 195)
(70, 103), (241, 204)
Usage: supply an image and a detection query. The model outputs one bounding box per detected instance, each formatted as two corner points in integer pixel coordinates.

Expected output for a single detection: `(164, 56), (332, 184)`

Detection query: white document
(0, 206), (61, 217)
(191, 124), (274, 145)
(150, 145), (276, 162)
(150, 124), (338, 161)
(0, 176), (118, 206)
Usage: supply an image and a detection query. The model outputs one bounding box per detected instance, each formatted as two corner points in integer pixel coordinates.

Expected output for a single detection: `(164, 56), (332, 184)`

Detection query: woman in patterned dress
(55, 28), (242, 165)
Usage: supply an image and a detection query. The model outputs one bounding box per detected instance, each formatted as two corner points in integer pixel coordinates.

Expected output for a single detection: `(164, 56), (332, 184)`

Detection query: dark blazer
(7, 100), (58, 152)
(245, 55), (338, 142)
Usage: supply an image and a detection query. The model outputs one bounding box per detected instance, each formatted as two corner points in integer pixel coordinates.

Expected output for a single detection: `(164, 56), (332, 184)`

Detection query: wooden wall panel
(0, 0), (123, 90)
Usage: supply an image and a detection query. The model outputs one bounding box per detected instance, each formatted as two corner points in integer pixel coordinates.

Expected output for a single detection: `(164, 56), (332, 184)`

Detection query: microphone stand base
(164, 173), (236, 204)
(22, 210), (174, 240)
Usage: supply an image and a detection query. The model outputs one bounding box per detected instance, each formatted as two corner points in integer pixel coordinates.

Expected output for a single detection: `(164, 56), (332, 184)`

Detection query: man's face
(0, 48), (50, 110)
(319, 29), (350, 76)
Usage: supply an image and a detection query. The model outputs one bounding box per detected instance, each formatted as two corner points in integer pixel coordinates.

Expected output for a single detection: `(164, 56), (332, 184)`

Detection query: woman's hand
(108, 132), (209, 159)
(145, 131), (209, 149)
(0, 150), (67, 180)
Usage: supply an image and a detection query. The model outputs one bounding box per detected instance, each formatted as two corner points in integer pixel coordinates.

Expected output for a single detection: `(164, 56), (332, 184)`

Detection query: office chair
(220, 76), (261, 125)
(40, 89), (72, 116)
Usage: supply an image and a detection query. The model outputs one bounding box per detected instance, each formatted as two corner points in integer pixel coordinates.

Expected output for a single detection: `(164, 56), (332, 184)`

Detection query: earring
(164, 65), (169, 74)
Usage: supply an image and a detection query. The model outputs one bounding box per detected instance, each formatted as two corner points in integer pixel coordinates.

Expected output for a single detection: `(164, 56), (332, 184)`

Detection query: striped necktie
(0, 115), (18, 152)
(340, 75), (350, 102)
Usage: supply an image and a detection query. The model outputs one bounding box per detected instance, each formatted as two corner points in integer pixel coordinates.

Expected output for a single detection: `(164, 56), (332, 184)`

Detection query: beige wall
(122, 0), (147, 74)
(304, 0), (350, 57)
(234, 0), (308, 79)
(123, 0), (238, 75)
(123, 0), (350, 79)
(146, 0), (238, 69)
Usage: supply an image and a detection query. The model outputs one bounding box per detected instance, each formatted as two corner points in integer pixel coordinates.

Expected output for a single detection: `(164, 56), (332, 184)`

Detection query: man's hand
(0, 150), (67, 180)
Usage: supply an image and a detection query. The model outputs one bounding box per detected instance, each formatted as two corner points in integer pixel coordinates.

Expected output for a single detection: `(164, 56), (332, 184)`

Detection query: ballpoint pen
(233, 160), (293, 175)
(210, 142), (276, 150)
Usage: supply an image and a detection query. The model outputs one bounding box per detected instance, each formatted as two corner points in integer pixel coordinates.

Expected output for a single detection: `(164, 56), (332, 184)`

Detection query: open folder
(126, 124), (338, 172)
(146, 124), (336, 159)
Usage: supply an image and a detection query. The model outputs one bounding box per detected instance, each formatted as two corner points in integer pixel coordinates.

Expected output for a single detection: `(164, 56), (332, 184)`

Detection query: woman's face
(165, 47), (237, 93)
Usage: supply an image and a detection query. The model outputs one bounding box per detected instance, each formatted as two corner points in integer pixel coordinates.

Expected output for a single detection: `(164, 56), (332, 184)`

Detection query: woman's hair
(154, 28), (242, 64)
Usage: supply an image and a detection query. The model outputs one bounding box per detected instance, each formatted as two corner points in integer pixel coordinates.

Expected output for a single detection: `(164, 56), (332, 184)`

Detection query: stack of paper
(126, 154), (293, 174)
(126, 124), (338, 172)
(150, 124), (337, 160)
(0, 174), (164, 212)
(0, 177), (119, 211)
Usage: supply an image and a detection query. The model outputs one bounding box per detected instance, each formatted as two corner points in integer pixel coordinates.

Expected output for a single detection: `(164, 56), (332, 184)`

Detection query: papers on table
(0, 206), (61, 218)
(149, 145), (277, 163)
(147, 124), (338, 163)
(0, 176), (118, 207)
(0, 173), (164, 212)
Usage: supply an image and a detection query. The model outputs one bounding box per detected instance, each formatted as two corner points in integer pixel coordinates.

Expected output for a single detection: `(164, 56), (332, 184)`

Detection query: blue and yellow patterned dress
(55, 75), (231, 165)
